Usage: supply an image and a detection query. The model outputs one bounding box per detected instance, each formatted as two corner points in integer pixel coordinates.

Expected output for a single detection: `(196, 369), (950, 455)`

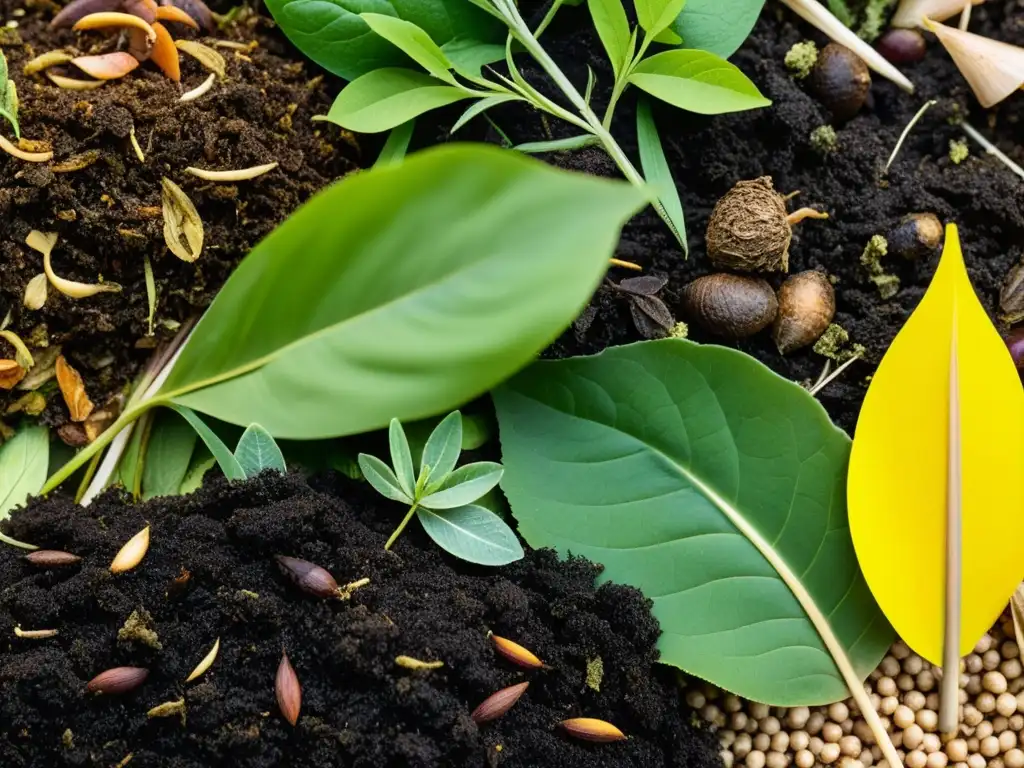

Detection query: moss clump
(586, 657), (604, 692)
(860, 235), (901, 299)
(118, 608), (162, 650)
(810, 125), (838, 154)
(813, 324), (866, 361)
(669, 321), (689, 339)
(857, 0), (897, 41)
(949, 138), (969, 164)
(784, 41), (819, 79)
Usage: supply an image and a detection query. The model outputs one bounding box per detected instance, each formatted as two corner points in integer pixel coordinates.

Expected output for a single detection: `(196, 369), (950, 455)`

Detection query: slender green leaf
(493, 340), (893, 705)
(451, 94), (520, 134)
(419, 461), (503, 509)
(629, 49), (770, 114)
(357, 453), (413, 503)
(514, 135), (601, 154)
(670, 0), (765, 58)
(0, 425), (48, 519)
(587, 0), (632, 76)
(154, 144), (646, 439)
(405, 411), (491, 466)
(0, 50), (19, 139)
(635, 0), (686, 39)
(389, 418), (416, 497)
(235, 424), (287, 478)
(418, 504), (524, 565)
(584, 66), (597, 105)
(322, 68), (472, 134)
(420, 411), (463, 488)
(115, 413), (152, 497)
(168, 405), (246, 481)
(375, 119), (416, 167)
(179, 446), (216, 495)
(360, 13), (456, 83)
(636, 97), (687, 255)
(142, 409), (197, 499)
(264, 0), (504, 81)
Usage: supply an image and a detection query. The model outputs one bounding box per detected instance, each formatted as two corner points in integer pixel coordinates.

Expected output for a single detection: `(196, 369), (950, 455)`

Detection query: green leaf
(652, 26), (683, 44)
(670, 0), (765, 58)
(154, 144), (646, 440)
(142, 409), (197, 499)
(493, 340), (893, 705)
(389, 418), (416, 497)
(514, 135), (602, 154)
(417, 504), (524, 565)
(358, 453), (413, 503)
(441, 37), (505, 76)
(264, 0), (504, 82)
(419, 461), (503, 509)
(322, 68), (472, 134)
(179, 446), (216, 495)
(0, 425), (48, 519)
(375, 119), (416, 167)
(629, 49), (770, 114)
(450, 94), (520, 134)
(636, 97), (687, 255)
(587, 0), (632, 76)
(115, 414), (152, 498)
(360, 13), (456, 82)
(168, 405), (246, 481)
(235, 424), (287, 478)
(635, 0), (686, 39)
(420, 411), (463, 488)
(0, 50), (19, 139)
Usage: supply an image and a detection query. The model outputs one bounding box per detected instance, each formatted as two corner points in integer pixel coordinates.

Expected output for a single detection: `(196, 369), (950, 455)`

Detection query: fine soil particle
(0, 471), (721, 767)
(0, 3), (360, 425)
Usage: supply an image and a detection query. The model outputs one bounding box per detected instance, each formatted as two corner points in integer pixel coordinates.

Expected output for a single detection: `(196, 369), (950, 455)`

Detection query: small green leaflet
(588, 0), (632, 77)
(634, 0), (687, 40)
(234, 424), (287, 477)
(360, 13), (457, 84)
(0, 50), (20, 139)
(636, 97), (687, 255)
(0, 425), (48, 549)
(168, 405), (246, 481)
(628, 50), (770, 114)
(142, 409), (197, 499)
(419, 505), (524, 565)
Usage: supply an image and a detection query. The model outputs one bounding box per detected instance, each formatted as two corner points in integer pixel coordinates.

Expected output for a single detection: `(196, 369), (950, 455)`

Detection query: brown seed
(558, 717), (627, 742)
(25, 550), (82, 567)
(275, 555), (340, 598)
(491, 635), (544, 669)
(772, 271), (836, 354)
(276, 651), (301, 726)
(681, 274), (778, 339)
(86, 666), (149, 694)
(876, 28), (927, 64)
(706, 177), (792, 273)
(888, 213), (943, 260)
(808, 43), (871, 122)
(472, 682), (530, 723)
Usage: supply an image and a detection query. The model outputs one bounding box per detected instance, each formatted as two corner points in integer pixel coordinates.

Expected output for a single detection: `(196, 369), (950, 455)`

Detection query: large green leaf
(263, 0), (504, 82)
(0, 425), (48, 519)
(492, 340), (893, 705)
(629, 50), (770, 115)
(670, 0), (764, 58)
(142, 409), (197, 499)
(154, 144), (645, 439)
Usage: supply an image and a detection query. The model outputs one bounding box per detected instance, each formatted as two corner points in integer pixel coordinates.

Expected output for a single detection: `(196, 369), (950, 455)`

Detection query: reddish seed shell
(558, 717), (628, 743)
(472, 682), (530, 724)
(25, 550), (82, 567)
(876, 28), (927, 64)
(276, 651), (302, 726)
(275, 555), (340, 598)
(491, 635), (544, 669)
(1006, 328), (1024, 377)
(86, 666), (149, 694)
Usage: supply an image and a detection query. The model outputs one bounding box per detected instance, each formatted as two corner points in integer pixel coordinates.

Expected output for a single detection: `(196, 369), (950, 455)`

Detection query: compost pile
(0, 471), (720, 767)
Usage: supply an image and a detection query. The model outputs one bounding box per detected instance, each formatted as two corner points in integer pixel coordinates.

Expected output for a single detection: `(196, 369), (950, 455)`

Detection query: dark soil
(0, 471), (720, 767)
(0, 2), (360, 427)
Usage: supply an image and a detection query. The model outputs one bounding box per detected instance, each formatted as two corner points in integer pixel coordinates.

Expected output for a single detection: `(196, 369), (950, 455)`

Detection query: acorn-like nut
(809, 43), (871, 122)
(887, 213), (943, 260)
(706, 177), (791, 273)
(681, 274), (778, 339)
(275, 555), (340, 598)
(876, 28), (927, 64)
(772, 271), (836, 354)
(86, 666), (149, 694)
(25, 550), (82, 567)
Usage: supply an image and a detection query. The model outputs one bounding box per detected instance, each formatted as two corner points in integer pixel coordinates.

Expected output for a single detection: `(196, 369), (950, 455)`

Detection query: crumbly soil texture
(0, 472), (720, 768)
(0, 1), (359, 424)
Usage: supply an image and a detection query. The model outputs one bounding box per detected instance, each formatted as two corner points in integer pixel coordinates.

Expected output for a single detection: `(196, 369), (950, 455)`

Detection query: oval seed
(558, 717), (627, 743)
(25, 550), (82, 567)
(275, 555), (339, 598)
(23, 273), (48, 310)
(491, 635), (544, 669)
(110, 525), (150, 573)
(276, 651), (301, 726)
(186, 637), (220, 682)
(86, 666), (149, 694)
(472, 682), (529, 723)
(184, 162), (278, 182)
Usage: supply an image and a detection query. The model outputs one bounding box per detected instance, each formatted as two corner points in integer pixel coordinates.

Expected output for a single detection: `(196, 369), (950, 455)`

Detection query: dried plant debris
(1000, 260), (1024, 324)
(118, 608), (161, 650)
(813, 323), (865, 362)
(23, 274), (47, 310)
(27, 231), (122, 298)
(860, 235), (900, 299)
(174, 40), (226, 78)
(607, 275), (676, 339)
(161, 178), (204, 262)
(0, 361), (26, 390)
(55, 355), (94, 421)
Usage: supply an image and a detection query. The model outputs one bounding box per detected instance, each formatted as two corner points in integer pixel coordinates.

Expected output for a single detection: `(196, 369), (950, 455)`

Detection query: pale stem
(385, 503), (420, 551)
(940, 311), (962, 734)
(958, 0), (971, 30)
(961, 122), (1024, 182)
(884, 99), (938, 173)
(608, 257), (643, 271)
(809, 353), (861, 396)
(532, 0), (565, 37)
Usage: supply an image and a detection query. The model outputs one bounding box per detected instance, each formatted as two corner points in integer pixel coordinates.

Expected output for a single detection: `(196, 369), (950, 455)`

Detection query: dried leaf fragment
(55, 355), (93, 421)
(175, 39), (225, 78)
(0, 330), (33, 369)
(161, 178), (203, 262)
(27, 230), (122, 299)
(52, 149), (102, 173)
(0, 360), (27, 390)
(186, 637), (220, 682)
(924, 19), (1024, 108)
(110, 525), (150, 573)
(1000, 261), (1024, 324)
(23, 273), (47, 310)
(276, 651), (301, 726)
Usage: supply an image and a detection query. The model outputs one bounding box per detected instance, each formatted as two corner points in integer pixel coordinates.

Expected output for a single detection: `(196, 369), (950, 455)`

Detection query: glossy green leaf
(168, 405), (246, 481)
(493, 340), (893, 705)
(418, 504), (524, 565)
(451, 94), (520, 134)
(629, 50), (770, 114)
(235, 424), (287, 478)
(142, 409), (197, 499)
(670, 0), (765, 58)
(375, 119), (416, 167)
(420, 411), (462, 488)
(388, 418), (416, 497)
(358, 453), (413, 503)
(588, 0), (632, 76)
(652, 26), (683, 44)
(179, 446), (216, 495)
(635, 0), (686, 39)
(0, 425), (48, 519)
(323, 68), (471, 134)
(264, 0), (503, 81)
(636, 97), (687, 255)
(441, 37), (505, 76)
(154, 144), (645, 439)
(419, 461), (503, 509)
(360, 13), (456, 82)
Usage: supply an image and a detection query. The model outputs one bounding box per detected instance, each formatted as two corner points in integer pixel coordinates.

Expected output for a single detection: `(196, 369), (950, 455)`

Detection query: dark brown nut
(25, 550), (82, 567)
(706, 177), (792, 273)
(472, 682), (529, 724)
(888, 213), (943, 260)
(809, 43), (871, 122)
(681, 274), (778, 339)
(876, 29), (927, 64)
(772, 271), (836, 354)
(86, 666), (149, 694)
(275, 555), (340, 598)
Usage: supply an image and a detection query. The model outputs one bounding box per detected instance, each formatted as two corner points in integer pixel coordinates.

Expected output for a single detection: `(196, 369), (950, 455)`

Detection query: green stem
(533, 0), (565, 37)
(602, 35), (650, 130)
(385, 503), (420, 551)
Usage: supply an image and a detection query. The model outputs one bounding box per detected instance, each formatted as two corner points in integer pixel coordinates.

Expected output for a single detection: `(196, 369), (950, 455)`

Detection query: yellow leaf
(849, 224), (1024, 675)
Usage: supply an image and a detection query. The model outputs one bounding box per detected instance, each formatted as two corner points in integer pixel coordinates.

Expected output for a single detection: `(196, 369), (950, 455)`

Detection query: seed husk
(27, 230), (123, 299)
(86, 666), (149, 694)
(25, 550), (82, 567)
(558, 717), (627, 743)
(55, 354), (94, 422)
(472, 682), (529, 723)
(45, 71), (104, 90)
(110, 525), (150, 573)
(0, 134), (53, 162)
(23, 273), (47, 310)
(185, 162), (278, 182)
(174, 40), (226, 78)
(276, 651), (301, 726)
(772, 270), (836, 354)
(14, 626), (59, 639)
(705, 177), (794, 273)
(395, 655), (445, 671)
(275, 555), (340, 598)
(491, 635), (544, 669)
(186, 637), (220, 682)
(0, 360), (26, 390)
(161, 178), (203, 262)
(23, 50), (74, 75)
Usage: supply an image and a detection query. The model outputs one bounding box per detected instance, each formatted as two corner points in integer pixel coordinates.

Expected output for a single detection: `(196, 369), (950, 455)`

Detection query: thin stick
(885, 100), (938, 173)
(961, 122), (1024, 182)
(940, 312), (962, 735)
(810, 353), (861, 396)
(608, 258), (643, 271)
(810, 359), (832, 390)
(958, 0), (971, 30)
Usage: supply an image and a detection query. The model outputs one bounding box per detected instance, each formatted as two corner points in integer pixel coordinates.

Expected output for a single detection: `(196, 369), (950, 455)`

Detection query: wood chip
(55, 354), (94, 421)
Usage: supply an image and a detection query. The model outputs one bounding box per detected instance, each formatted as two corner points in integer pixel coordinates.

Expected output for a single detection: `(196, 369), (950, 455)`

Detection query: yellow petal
(891, 0), (984, 28)
(849, 224), (1024, 667)
(924, 19), (1024, 108)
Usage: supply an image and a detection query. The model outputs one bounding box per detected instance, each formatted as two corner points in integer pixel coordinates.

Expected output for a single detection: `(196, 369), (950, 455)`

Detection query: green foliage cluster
(826, 0), (898, 41)
(0, 50), (19, 138)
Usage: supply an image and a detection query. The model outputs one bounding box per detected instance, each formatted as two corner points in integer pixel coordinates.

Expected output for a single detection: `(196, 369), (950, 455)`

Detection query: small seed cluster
(693, 615), (1024, 768)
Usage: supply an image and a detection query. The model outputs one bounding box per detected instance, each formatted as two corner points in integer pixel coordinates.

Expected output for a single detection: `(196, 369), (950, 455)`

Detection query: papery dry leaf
(891, 0), (985, 28)
(27, 230), (122, 299)
(924, 19), (1024, 108)
(6, 391), (46, 416)
(1000, 261), (1024, 324)
(174, 40), (225, 79)
(161, 178), (203, 262)
(23, 273), (47, 310)
(55, 354), (94, 421)
(18, 345), (60, 391)
(0, 360), (26, 390)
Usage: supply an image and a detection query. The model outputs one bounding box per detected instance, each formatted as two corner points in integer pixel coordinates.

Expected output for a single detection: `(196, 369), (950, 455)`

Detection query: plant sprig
(0, 50), (21, 139)
(358, 411), (523, 566)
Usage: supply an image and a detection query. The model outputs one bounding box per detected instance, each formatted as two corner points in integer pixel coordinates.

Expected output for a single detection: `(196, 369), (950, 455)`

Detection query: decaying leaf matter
(55, 355), (94, 422)
(161, 178), (204, 262)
